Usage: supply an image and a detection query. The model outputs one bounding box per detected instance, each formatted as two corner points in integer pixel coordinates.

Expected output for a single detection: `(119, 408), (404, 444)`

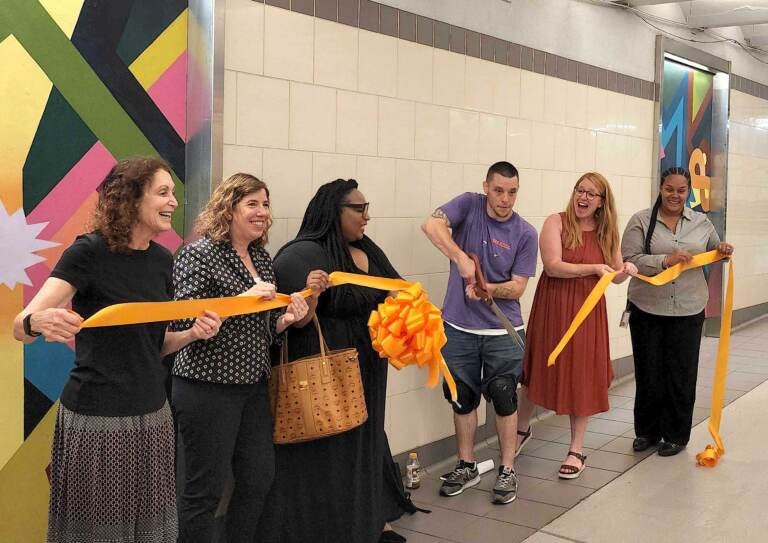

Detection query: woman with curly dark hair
(170, 173), (327, 543)
(12, 157), (223, 543)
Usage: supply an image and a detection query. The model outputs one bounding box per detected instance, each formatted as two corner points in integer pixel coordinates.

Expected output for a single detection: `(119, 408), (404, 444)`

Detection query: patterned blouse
(170, 236), (281, 384)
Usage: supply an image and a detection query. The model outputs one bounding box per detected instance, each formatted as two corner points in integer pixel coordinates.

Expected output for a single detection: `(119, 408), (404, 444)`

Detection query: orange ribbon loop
(367, 281), (457, 402)
(80, 271), (457, 400)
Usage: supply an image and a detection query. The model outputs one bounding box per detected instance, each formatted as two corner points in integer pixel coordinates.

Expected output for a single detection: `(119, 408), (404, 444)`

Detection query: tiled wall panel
(223, 2), (765, 455)
(726, 91), (768, 311)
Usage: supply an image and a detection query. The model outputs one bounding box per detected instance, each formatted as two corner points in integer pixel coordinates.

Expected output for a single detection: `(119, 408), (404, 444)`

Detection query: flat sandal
(558, 450), (587, 480)
(515, 427), (533, 457)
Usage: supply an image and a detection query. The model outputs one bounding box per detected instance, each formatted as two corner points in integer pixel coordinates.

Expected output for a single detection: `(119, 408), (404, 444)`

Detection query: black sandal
(558, 451), (587, 480)
(515, 427), (532, 457)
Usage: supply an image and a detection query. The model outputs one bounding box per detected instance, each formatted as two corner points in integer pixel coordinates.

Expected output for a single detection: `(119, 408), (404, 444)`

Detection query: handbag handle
(279, 314), (331, 378)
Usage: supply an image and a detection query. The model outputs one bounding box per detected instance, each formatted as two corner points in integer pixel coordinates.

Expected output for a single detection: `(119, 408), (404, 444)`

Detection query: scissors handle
(467, 253), (491, 303)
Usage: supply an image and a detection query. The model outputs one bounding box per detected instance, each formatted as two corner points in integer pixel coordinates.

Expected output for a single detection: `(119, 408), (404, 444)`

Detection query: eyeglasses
(574, 187), (604, 201)
(341, 202), (370, 214)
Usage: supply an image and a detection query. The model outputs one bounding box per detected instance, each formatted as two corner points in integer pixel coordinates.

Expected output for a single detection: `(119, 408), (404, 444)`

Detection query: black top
(51, 233), (173, 417)
(170, 236), (280, 384)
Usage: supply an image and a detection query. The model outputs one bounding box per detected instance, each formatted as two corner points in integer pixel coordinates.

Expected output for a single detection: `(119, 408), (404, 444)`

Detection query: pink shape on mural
(27, 142), (116, 239)
(148, 52), (188, 141)
(155, 229), (183, 253)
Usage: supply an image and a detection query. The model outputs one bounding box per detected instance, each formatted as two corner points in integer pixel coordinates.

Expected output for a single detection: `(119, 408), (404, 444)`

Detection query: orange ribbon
(80, 271), (456, 399)
(695, 256), (733, 468)
(546, 250), (734, 467)
(367, 282), (457, 401)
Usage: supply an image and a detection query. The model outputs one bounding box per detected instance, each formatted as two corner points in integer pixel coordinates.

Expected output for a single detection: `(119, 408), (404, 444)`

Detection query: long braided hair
(276, 179), (399, 313)
(644, 167), (692, 253)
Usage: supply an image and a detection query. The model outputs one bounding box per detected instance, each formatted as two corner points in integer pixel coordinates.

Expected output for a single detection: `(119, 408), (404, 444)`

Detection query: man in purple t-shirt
(422, 161), (537, 505)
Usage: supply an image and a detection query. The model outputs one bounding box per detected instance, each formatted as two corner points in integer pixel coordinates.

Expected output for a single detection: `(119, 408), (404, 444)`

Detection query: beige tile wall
(726, 91), (768, 311)
(223, 0), (656, 454)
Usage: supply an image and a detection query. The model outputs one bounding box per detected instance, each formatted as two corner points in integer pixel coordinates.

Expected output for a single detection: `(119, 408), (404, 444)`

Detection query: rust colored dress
(522, 219), (613, 416)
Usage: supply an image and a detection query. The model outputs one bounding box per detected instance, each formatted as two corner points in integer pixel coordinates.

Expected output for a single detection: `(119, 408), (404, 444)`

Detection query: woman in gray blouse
(621, 167), (733, 457)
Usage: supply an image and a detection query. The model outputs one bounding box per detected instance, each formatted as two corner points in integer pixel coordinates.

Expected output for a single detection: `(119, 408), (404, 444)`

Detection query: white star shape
(0, 201), (60, 289)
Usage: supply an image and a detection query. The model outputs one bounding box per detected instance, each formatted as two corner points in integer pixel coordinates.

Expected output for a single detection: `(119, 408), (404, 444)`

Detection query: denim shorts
(441, 324), (525, 405)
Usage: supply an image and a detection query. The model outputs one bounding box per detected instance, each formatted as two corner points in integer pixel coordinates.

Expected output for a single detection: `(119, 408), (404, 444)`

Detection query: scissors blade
(467, 252), (525, 350)
(487, 300), (525, 349)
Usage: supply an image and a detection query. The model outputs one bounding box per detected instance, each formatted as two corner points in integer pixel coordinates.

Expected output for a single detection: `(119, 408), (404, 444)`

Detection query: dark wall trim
(707, 302), (768, 336)
(260, 0), (655, 100)
(257, 0), (768, 103)
(731, 74), (768, 100)
(733, 303), (768, 329)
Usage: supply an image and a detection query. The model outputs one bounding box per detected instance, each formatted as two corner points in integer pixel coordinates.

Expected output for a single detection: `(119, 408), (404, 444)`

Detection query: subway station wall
(727, 91), (768, 311)
(223, 0), (661, 455)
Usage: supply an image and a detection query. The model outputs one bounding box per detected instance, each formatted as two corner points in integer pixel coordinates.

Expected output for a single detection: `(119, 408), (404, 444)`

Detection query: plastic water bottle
(406, 452), (421, 489)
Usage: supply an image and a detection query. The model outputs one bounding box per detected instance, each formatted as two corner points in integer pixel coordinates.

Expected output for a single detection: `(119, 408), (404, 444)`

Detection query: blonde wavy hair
(195, 173), (271, 245)
(562, 172), (619, 264)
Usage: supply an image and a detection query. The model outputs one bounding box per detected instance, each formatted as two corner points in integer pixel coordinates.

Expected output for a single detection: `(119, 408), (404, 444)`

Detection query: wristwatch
(23, 313), (41, 337)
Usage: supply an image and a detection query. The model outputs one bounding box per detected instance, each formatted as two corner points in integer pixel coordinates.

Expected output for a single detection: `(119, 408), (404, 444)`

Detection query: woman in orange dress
(518, 172), (636, 479)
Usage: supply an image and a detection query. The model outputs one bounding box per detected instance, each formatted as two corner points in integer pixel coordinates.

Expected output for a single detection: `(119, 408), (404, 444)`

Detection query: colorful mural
(0, 1), (187, 539)
(659, 58), (724, 318)
(660, 59), (715, 215)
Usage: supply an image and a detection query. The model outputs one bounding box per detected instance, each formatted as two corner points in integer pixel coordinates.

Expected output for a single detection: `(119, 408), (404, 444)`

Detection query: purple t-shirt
(440, 192), (538, 329)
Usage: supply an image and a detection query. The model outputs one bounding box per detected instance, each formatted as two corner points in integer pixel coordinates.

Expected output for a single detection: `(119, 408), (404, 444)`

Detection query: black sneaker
(492, 465), (518, 504)
(439, 460), (480, 496)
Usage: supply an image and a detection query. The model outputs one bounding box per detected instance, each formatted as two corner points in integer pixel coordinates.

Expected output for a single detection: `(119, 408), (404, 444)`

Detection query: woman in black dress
(258, 179), (412, 543)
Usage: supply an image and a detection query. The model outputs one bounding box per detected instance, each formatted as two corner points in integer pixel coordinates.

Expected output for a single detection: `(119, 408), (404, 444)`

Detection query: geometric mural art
(0, 1), (187, 539)
(660, 59), (715, 216)
(659, 58), (723, 319)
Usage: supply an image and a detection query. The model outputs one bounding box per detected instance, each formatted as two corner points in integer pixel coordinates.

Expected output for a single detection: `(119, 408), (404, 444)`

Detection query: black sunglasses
(341, 202), (370, 214)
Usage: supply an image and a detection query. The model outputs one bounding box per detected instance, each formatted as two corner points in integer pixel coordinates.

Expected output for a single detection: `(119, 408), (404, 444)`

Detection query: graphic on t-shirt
(491, 238), (511, 251)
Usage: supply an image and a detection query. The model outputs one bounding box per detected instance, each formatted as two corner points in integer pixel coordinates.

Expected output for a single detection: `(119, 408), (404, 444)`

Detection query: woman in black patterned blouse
(170, 173), (328, 543)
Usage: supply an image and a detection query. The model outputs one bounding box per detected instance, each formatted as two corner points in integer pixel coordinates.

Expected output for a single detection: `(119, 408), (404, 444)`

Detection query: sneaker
(439, 460), (480, 496)
(492, 465), (518, 504)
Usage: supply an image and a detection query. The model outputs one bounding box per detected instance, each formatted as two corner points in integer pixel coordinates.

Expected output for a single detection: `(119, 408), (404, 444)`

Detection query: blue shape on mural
(661, 78), (686, 169)
(24, 339), (74, 401)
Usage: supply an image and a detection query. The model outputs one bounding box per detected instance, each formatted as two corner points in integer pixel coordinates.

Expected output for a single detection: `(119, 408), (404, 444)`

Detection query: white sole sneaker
(439, 474), (480, 496)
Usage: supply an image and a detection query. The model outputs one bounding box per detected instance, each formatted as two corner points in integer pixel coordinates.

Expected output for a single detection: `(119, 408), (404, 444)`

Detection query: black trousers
(628, 304), (705, 446)
(172, 376), (275, 543)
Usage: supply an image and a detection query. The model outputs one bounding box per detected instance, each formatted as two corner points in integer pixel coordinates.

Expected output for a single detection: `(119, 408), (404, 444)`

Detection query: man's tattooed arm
(431, 208), (451, 227)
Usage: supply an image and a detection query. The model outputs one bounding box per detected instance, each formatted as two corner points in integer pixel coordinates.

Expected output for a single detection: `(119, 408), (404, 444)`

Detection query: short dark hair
(486, 161), (519, 182)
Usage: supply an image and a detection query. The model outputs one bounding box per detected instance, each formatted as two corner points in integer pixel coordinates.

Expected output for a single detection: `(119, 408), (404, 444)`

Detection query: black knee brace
(486, 377), (518, 416)
(443, 380), (479, 414)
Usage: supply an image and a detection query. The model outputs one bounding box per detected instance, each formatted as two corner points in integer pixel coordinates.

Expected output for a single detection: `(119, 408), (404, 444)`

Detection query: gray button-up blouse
(621, 206), (720, 316)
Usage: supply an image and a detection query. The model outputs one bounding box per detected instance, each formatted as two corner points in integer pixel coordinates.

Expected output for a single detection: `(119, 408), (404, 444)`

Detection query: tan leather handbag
(270, 316), (368, 444)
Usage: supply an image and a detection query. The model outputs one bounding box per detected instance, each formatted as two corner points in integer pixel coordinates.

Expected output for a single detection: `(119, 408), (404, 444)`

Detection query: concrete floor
(393, 316), (768, 543)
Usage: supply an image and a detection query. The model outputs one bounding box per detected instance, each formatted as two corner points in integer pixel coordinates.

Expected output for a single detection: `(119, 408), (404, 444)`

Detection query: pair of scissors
(467, 253), (525, 349)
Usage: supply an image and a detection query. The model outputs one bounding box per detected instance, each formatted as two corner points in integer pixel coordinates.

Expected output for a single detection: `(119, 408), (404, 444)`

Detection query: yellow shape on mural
(0, 404), (57, 543)
(39, 0), (86, 38)
(0, 36), (55, 469)
(129, 9), (188, 89)
(689, 148), (711, 212)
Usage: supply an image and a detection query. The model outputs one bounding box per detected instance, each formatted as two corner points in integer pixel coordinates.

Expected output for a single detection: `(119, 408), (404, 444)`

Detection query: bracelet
(23, 313), (41, 337)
